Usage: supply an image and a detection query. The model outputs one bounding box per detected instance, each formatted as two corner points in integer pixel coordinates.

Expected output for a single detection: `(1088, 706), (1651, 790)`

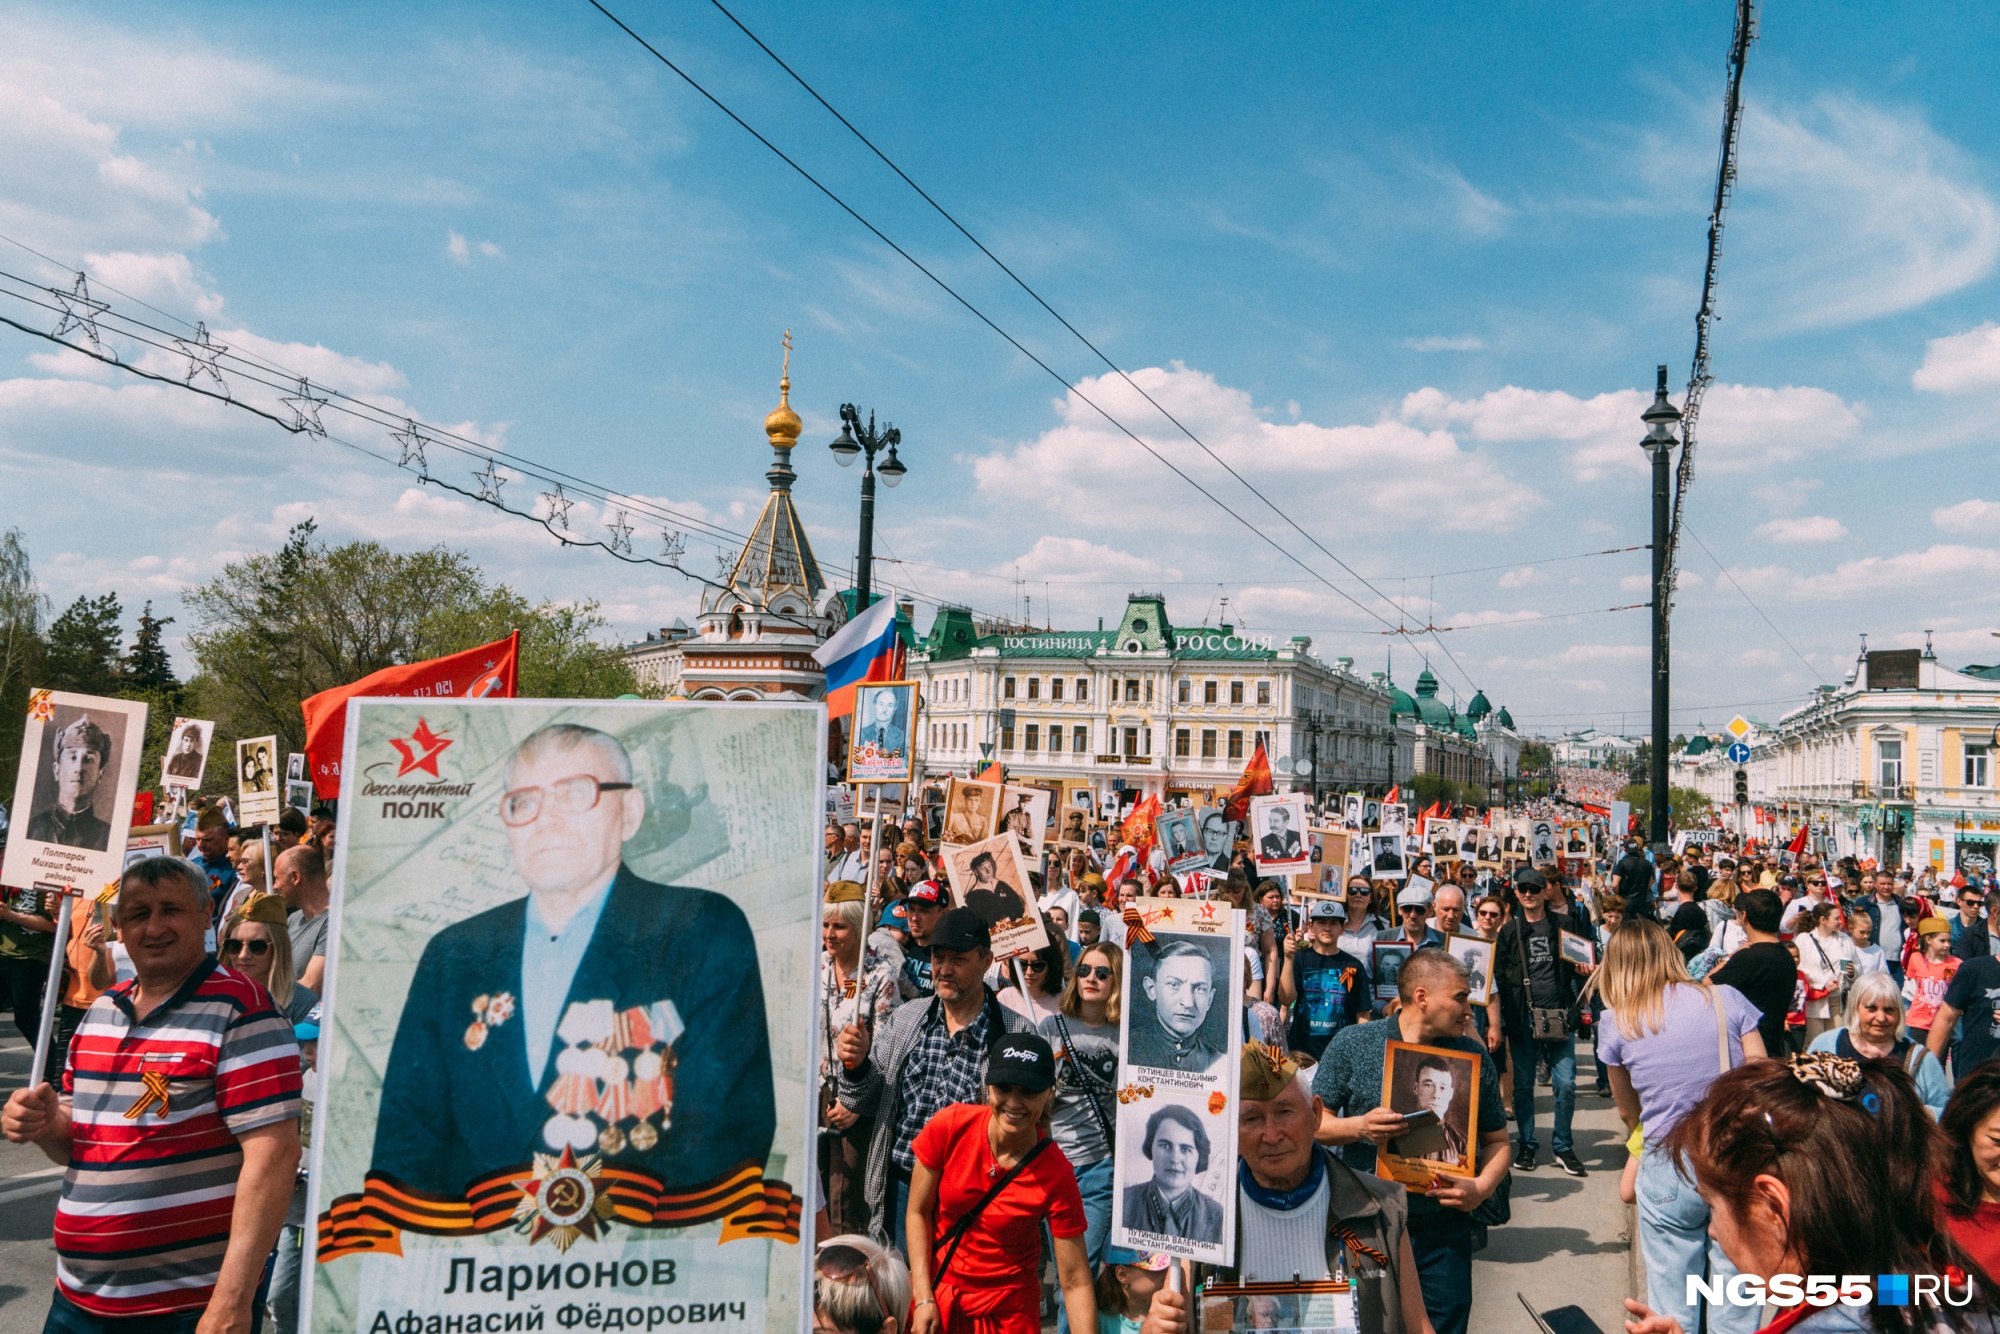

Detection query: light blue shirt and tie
(519, 874), (616, 1089)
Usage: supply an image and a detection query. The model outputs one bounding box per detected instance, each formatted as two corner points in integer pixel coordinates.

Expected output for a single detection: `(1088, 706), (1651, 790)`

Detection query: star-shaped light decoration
(174, 322), (229, 396)
(543, 484), (574, 531)
(51, 272), (110, 356)
(473, 458), (506, 502)
(281, 377), (328, 437)
(605, 510), (633, 555)
(660, 528), (685, 562)
(388, 718), (453, 778)
(390, 419), (430, 478)
(511, 1146), (615, 1252)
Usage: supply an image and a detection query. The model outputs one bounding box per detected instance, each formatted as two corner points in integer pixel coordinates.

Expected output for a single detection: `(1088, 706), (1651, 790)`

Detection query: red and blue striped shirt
(57, 958), (302, 1317)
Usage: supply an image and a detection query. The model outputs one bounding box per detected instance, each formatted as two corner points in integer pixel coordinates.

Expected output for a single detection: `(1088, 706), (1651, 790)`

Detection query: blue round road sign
(1725, 742), (1752, 764)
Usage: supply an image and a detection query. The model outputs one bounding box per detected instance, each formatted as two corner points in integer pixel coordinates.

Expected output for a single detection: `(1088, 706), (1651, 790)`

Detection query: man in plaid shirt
(4, 857), (302, 1334)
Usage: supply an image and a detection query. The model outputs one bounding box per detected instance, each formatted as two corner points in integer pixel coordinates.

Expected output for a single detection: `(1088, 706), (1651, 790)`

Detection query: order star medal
(513, 1146), (616, 1251)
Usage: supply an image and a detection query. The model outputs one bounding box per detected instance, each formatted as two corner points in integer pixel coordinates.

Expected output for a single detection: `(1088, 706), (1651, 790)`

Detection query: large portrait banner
(306, 699), (823, 1334)
(1111, 898), (1244, 1268)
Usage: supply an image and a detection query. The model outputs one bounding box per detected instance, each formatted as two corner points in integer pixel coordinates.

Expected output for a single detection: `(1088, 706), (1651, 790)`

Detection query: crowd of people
(813, 804), (2000, 1334)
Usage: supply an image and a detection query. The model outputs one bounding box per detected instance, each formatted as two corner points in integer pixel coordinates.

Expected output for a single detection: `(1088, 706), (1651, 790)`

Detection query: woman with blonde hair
(1039, 942), (1122, 1294)
(1593, 918), (1767, 1334)
(219, 893), (317, 1023)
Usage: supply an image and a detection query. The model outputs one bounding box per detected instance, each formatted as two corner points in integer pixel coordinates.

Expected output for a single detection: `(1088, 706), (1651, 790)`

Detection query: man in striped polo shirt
(3, 856), (302, 1334)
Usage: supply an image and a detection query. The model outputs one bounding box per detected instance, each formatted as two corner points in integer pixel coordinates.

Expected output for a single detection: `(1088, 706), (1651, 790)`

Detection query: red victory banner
(1222, 739), (1274, 823)
(300, 632), (519, 798)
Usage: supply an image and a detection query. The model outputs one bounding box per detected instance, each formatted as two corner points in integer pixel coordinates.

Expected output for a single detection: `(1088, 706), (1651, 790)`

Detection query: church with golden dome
(622, 334), (849, 700)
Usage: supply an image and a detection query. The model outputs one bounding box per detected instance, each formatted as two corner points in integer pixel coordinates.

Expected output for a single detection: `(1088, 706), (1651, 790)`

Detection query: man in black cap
(1490, 868), (1589, 1177)
(835, 907), (1035, 1249)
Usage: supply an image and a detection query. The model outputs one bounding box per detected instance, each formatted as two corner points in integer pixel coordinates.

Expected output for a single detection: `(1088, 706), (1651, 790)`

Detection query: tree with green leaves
(0, 528), (48, 796)
(1616, 783), (1711, 830)
(42, 592), (125, 697)
(1519, 740), (1553, 772)
(184, 521), (637, 770)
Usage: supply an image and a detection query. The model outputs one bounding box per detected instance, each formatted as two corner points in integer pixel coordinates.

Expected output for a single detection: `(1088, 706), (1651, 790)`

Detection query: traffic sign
(1726, 715), (1752, 740)
(1726, 741), (1752, 764)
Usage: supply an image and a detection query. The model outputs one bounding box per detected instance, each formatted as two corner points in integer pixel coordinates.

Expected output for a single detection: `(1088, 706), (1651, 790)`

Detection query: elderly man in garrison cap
(370, 723), (774, 1200)
(1137, 1045), (1428, 1334)
(27, 715), (114, 852)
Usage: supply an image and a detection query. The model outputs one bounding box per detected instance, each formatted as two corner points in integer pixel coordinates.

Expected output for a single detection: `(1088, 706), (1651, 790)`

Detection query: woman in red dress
(906, 1034), (1096, 1334)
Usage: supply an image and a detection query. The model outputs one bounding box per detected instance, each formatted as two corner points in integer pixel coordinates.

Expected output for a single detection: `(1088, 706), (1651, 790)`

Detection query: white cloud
(447, 231), (469, 264)
(973, 364), (1543, 538)
(82, 250), (224, 318)
(1732, 544), (2000, 601)
(1496, 566), (1542, 589)
(1914, 323), (2000, 393)
(1757, 515), (1849, 544)
(1399, 380), (1861, 483)
(478, 239), (503, 259)
(1935, 499), (2000, 533)
(1403, 335), (1485, 352)
(1734, 95), (2000, 330)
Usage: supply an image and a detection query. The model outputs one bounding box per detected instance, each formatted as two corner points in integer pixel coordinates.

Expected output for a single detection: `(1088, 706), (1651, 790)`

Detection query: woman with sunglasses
(1041, 944), (1123, 1293)
(907, 1034), (1095, 1334)
(219, 893), (318, 1023)
(815, 1234), (911, 1334)
(997, 915), (1069, 1027)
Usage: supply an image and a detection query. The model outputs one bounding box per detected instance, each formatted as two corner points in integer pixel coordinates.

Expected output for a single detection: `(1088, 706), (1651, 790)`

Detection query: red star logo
(389, 718), (453, 778)
(1194, 901), (1220, 923)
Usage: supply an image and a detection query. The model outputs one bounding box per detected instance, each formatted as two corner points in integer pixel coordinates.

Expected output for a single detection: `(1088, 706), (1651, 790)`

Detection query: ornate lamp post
(829, 404), (907, 609)
(1640, 366), (1682, 856)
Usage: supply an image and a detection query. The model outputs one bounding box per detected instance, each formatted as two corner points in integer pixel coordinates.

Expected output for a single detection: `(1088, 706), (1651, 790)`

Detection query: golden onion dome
(765, 330), (801, 447)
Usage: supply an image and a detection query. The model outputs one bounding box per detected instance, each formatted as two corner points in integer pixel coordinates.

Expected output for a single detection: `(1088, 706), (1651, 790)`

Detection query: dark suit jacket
(1259, 831), (1301, 861)
(855, 721), (906, 756)
(1126, 1020), (1224, 1074)
(26, 803), (111, 853)
(371, 865), (776, 1198)
(1122, 1181), (1225, 1243)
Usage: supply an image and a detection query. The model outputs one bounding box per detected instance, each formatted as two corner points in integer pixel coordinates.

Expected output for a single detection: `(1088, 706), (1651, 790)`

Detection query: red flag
(976, 760), (1003, 784)
(1223, 742), (1274, 823)
(1385, 784), (1400, 806)
(301, 632), (519, 799)
(1786, 824), (1809, 857)
(1122, 794), (1163, 855)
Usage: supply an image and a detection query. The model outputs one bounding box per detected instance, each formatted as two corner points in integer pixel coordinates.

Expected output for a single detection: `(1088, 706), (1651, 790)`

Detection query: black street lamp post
(829, 404), (907, 609)
(1640, 366), (1682, 855)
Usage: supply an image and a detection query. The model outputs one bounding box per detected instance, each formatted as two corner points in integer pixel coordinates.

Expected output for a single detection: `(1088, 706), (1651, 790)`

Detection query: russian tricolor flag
(813, 596), (905, 720)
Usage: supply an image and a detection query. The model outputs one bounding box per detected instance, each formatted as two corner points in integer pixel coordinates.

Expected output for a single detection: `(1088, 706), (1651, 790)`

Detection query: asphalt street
(0, 1032), (63, 1334)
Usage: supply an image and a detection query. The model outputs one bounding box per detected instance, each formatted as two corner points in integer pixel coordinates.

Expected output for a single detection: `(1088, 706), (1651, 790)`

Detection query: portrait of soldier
(1392, 1053), (1470, 1169)
(1121, 1103), (1224, 1242)
(943, 782), (993, 845)
(27, 714), (115, 853)
(371, 722), (775, 1198)
(165, 723), (207, 782)
(1127, 939), (1224, 1074)
(1258, 803), (1302, 862)
(240, 741), (274, 794)
(959, 848), (1026, 925)
(853, 687), (908, 760)
(1061, 809), (1088, 844)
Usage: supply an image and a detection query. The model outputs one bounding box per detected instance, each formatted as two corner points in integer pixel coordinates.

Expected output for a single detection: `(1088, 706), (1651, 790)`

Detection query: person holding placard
(1280, 900), (1370, 1060)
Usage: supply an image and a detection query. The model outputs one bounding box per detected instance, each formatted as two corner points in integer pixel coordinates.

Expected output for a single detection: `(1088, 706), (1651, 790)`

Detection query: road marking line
(0, 1177), (64, 1206)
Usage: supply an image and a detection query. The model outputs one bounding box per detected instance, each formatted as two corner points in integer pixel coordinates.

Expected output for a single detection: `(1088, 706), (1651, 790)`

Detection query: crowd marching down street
(9, 717), (2000, 1334)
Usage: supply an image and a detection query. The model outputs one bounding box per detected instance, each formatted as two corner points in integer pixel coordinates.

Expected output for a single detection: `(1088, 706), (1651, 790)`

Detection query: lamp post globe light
(829, 404), (907, 610)
(1640, 365), (1682, 856)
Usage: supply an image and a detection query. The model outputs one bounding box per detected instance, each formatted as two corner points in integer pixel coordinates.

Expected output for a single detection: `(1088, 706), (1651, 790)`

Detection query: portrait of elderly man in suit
(853, 686), (908, 761)
(27, 714), (114, 853)
(371, 722), (774, 1198)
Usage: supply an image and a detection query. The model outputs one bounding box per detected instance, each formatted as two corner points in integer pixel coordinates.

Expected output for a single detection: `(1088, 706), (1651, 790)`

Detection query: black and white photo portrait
(848, 682), (916, 782)
(1126, 936), (1230, 1074)
(25, 707), (125, 853)
(1342, 793), (1364, 832)
(1120, 1101), (1225, 1243)
(1367, 832), (1406, 879)
(1248, 793), (1311, 874)
(941, 776), (1001, 845)
(161, 717), (213, 790)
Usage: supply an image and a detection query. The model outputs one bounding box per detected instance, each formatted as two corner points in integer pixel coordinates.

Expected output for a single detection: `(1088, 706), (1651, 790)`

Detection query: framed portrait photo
(1156, 808), (1209, 876)
(1370, 940), (1413, 1002)
(1559, 929), (1597, 967)
(1378, 1040), (1480, 1185)
(236, 735), (280, 826)
(942, 832), (1049, 958)
(1446, 933), (1495, 1006)
(1248, 793), (1311, 875)
(1341, 793), (1364, 832)
(940, 775), (1002, 847)
(848, 680), (918, 783)
(1366, 833), (1406, 881)
(160, 716), (214, 790)
(3, 689), (149, 893)
(1378, 802), (1407, 837)
(999, 782), (1052, 862)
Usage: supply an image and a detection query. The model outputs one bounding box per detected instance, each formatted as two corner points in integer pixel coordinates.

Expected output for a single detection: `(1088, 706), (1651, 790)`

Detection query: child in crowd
(1095, 1249), (1168, 1334)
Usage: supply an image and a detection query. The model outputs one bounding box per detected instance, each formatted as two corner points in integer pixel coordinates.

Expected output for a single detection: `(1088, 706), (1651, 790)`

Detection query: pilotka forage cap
(1241, 1042), (1300, 1103)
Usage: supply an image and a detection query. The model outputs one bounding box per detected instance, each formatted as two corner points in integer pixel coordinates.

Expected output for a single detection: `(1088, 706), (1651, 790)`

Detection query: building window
(1969, 744), (1991, 788)
(1230, 681), (1244, 705)
(1125, 678), (1140, 702)
(1175, 728), (1190, 757)
(1204, 680), (1218, 704)
(1178, 678), (1190, 704)
(1879, 739), (1903, 789)
(1051, 677), (1064, 701)
(1024, 724), (1039, 752)
(1123, 727), (1139, 757)
(1002, 726), (1015, 750)
(1254, 730), (1269, 753)
(1228, 730), (1244, 760)
(1026, 677), (1040, 700)
(1145, 678), (1154, 703)
(1073, 725), (1089, 753)
(1004, 677), (1016, 699)
(1201, 729), (1218, 759)
(1076, 678), (1089, 701)
(1257, 680), (1271, 706)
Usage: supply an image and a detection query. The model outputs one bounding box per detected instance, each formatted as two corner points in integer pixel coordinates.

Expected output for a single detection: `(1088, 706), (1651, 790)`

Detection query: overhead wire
(581, 0), (1494, 696)
(1681, 526), (1820, 678)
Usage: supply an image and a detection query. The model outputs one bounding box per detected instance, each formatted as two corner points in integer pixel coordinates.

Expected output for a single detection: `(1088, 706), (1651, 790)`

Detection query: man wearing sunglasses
(371, 722), (775, 1203)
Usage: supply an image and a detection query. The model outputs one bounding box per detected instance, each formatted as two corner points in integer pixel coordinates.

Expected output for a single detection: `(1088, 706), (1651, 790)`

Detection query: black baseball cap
(1514, 868), (1547, 892)
(985, 1033), (1056, 1092)
(930, 907), (992, 954)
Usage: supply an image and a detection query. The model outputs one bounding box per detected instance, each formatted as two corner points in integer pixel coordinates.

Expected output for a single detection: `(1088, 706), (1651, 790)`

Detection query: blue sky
(2, 1), (1998, 736)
